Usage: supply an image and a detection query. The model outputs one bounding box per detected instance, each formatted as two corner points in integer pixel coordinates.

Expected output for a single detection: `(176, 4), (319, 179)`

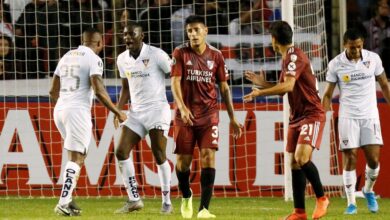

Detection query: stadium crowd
(0, 0), (281, 80)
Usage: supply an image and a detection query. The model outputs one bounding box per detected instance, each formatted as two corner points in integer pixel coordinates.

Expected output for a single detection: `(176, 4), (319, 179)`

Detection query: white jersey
(117, 43), (171, 112)
(326, 49), (384, 119)
(54, 45), (103, 111)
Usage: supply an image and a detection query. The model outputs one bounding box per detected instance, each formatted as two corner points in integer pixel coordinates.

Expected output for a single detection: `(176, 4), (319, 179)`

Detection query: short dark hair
(83, 27), (101, 35)
(185, 15), (206, 27)
(343, 28), (365, 44)
(126, 21), (143, 31)
(269, 21), (293, 45)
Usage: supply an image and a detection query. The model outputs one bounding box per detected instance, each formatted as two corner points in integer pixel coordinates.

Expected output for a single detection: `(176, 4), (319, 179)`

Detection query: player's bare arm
(90, 75), (127, 123)
(377, 72), (390, 105)
(219, 81), (243, 139)
(114, 78), (130, 128)
(245, 70), (275, 88)
(171, 75), (194, 126)
(321, 82), (336, 111)
(243, 75), (296, 102)
(49, 75), (60, 104)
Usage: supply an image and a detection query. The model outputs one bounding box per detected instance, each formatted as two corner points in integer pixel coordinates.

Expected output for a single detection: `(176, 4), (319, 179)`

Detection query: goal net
(0, 0), (342, 198)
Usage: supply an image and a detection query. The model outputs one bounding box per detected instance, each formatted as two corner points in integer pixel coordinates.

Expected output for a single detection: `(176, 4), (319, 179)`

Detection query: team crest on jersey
(142, 59), (149, 67)
(363, 61), (370, 69)
(290, 54), (297, 62)
(207, 60), (214, 70)
(342, 74), (351, 83)
(125, 71), (132, 79)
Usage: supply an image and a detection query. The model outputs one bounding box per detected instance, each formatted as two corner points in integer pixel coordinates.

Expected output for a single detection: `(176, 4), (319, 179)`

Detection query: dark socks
(176, 168), (191, 198)
(292, 169), (306, 210)
(199, 168), (215, 211)
(301, 161), (325, 198)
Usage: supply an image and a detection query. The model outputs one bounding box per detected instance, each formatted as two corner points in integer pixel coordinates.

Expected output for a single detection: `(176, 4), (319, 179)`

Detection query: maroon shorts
(173, 124), (219, 155)
(286, 120), (325, 153)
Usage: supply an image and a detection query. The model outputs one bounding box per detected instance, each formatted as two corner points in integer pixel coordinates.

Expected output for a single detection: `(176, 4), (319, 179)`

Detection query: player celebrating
(322, 28), (390, 215)
(171, 15), (242, 219)
(244, 21), (329, 220)
(50, 28), (127, 216)
(114, 22), (173, 214)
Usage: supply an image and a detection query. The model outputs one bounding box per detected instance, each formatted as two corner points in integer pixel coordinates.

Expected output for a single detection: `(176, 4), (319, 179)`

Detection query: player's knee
(154, 154), (166, 165)
(366, 159), (379, 169)
(115, 148), (129, 161)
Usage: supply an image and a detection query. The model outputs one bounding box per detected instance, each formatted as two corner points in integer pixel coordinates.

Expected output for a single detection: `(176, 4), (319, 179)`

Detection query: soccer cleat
(54, 203), (81, 216)
(180, 192), (193, 218)
(114, 199), (144, 214)
(312, 196), (329, 219)
(362, 188), (379, 213)
(197, 208), (216, 219)
(281, 212), (307, 220)
(160, 203), (173, 214)
(344, 204), (357, 215)
(68, 200), (82, 212)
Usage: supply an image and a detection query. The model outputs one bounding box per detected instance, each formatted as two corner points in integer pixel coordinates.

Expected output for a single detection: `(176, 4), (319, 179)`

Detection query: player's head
(185, 15), (208, 48)
(123, 22), (144, 52)
(269, 21), (293, 54)
(82, 27), (103, 54)
(343, 28), (365, 60)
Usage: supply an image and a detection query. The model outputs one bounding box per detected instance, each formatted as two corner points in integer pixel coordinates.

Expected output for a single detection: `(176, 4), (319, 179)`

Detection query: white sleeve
(156, 49), (171, 74)
(326, 60), (337, 82)
(374, 53), (385, 76)
(54, 59), (61, 76)
(116, 55), (126, 78)
(90, 54), (104, 76)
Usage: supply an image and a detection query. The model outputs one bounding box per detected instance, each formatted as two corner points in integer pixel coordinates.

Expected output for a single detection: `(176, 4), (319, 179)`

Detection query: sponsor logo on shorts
(342, 139), (349, 146)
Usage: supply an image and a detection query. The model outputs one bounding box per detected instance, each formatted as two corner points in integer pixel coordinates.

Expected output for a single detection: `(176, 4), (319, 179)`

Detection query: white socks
(343, 170), (356, 206)
(157, 160), (172, 205)
(59, 161), (81, 206)
(118, 158), (140, 201)
(364, 164), (380, 193)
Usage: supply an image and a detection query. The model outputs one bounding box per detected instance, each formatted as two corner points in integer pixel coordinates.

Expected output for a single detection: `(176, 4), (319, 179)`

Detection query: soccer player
(171, 15), (243, 219)
(114, 22), (173, 214)
(243, 21), (329, 220)
(322, 28), (390, 215)
(50, 28), (127, 216)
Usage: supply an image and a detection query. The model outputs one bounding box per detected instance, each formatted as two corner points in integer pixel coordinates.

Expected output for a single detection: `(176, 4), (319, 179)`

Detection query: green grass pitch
(1, 197), (389, 219)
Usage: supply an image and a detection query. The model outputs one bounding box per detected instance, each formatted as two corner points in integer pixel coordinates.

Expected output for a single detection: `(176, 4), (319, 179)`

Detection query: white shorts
(338, 118), (383, 150)
(122, 103), (171, 138)
(54, 108), (92, 154)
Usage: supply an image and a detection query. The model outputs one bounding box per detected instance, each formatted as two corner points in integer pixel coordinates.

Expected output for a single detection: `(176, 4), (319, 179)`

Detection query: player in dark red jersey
(171, 15), (242, 219)
(244, 21), (329, 220)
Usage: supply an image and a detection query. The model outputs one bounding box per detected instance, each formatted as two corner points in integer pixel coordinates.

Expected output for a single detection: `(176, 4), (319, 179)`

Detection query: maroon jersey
(171, 43), (228, 126)
(279, 47), (325, 126)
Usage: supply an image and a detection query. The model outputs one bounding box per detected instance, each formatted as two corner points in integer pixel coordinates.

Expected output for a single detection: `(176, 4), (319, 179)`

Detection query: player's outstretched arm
(90, 75), (127, 122)
(321, 82), (336, 111)
(243, 75), (295, 102)
(49, 75), (60, 104)
(244, 70), (275, 88)
(377, 72), (390, 105)
(171, 76), (194, 126)
(219, 81), (242, 139)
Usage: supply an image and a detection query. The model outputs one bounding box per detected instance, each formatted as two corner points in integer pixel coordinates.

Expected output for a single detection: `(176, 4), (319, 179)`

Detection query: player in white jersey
(50, 28), (127, 216)
(322, 28), (390, 215)
(114, 22), (173, 214)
